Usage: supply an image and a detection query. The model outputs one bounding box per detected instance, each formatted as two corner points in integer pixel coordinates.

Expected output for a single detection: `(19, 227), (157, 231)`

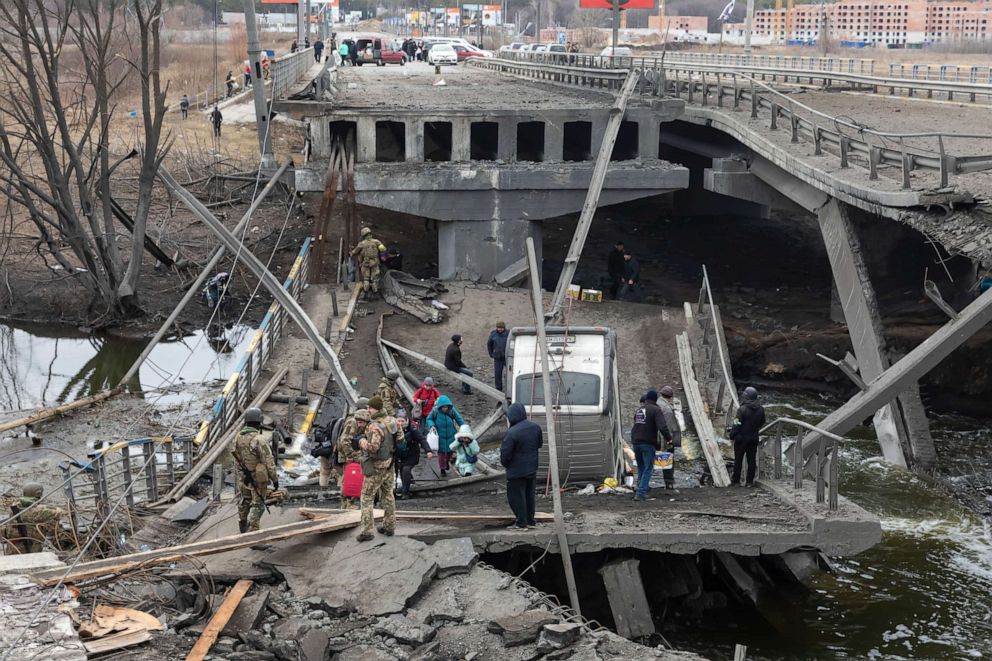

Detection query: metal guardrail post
(120, 445), (135, 508)
(769, 102), (778, 130)
(93, 452), (110, 514)
(774, 428), (782, 479)
(869, 145), (880, 180)
(700, 73), (708, 106)
(142, 441), (158, 502)
(793, 427), (803, 489)
(165, 437), (176, 490)
(828, 449), (839, 511)
(839, 136), (850, 168)
(815, 438), (826, 504)
(60, 463), (80, 541)
(750, 79), (757, 119)
(813, 125), (822, 155)
(938, 135), (949, 187)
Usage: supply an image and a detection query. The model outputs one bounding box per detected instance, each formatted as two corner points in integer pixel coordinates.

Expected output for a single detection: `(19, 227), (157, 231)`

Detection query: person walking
(338, 40), (350, 64)
(375, 370), (402, 416)
(179, 94), (190, 120)
(356, 420), (397, 541)
(630, 390), (672, 502)
(607, 240), (625, 299)
(445, 334), (473, 394)
(500, 402), (542, 530)
(657, 386), (681, 490)
(425, 395), (463, 477)
(394, 409), (433, 499)
(730, 386), (766, 487)
(304, 36), (311, 49)
(225, 70), (235, 97)
(243, 61), (252, 88)
(487, 321), (509, 391)
(290, 40), (299, 53)
(232, 407), (278, 532)
(450, 424), (481, 477)
(209, 106), (223, 138)
(314, 38), (325, 62)
(412, 377), (440, 431)
(337, 407), (370, 509)
(350, 226), (383, 300)
(318, 396), (367, 490)
(619, 252), (640, 301)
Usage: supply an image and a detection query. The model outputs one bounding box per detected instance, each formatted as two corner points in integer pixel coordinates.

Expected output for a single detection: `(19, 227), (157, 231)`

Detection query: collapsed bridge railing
(760, 417), (847, 511)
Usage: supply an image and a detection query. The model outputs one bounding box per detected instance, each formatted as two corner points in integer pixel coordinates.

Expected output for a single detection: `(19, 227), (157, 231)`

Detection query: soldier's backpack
(342, 462), (364, 498)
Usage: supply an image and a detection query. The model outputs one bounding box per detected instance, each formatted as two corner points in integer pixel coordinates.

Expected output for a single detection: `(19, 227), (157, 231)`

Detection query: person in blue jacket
(426, 395), (464, 477)
(499, 402), (543, 530)
(450, 424), (481, 477)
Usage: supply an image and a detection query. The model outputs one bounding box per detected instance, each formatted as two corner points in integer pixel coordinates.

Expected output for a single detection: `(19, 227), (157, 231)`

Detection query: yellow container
(566, 284), (581, 300)
(581, 289), (603, 303)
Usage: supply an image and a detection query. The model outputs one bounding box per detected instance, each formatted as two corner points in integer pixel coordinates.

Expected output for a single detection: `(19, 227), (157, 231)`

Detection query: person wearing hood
(426, 395), (464, 477)
(444, 334), (473, 394)
(500, 402), (543, 530)
(394, 408), (433, 498)
(630, 389), (672, 502)
(487, 321), (509, 391)
(657, 385), (681, 490)
(730, 386), (766, 487)
(450, 424), (481, 477)
(413, 377), (440, 431)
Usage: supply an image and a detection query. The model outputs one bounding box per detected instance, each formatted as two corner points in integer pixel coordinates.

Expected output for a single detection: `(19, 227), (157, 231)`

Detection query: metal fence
(271, 47), (318, 98)
(759, 417), (846, 511)
(643, 51), (876, 75)
(194, 237), (312, 453)
(888, 62), (992, 85)
(695, 265), (739, 431)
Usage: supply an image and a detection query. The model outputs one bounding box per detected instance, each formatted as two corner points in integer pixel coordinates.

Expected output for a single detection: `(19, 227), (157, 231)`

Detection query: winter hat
(660, 386), (674, 398)
(424, 377), (434, 386)
(496, 321), (505, 329)
(395, 408), (408, 419)
(451, 334), (462, 343)
(367, 395), (384, 411)
(742, 386), (759, 402)
(455, 424), (474, 439)
(644, 389), (659, 402)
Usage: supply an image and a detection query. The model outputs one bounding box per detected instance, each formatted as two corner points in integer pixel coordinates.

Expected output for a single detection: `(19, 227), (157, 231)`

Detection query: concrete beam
(817, 199), (909, 468)
(703, 158), (809, 214)
(438, 218), (541, 282)
(598, 559), (655, 639)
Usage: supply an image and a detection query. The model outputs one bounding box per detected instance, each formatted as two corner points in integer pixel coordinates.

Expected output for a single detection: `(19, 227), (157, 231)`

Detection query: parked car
(600, 45), (633, 59)
(452, 44), (490, 61)
(428, 42), (458, 65)
(499, 42), (526, 51)
(354, 37), (407, 66)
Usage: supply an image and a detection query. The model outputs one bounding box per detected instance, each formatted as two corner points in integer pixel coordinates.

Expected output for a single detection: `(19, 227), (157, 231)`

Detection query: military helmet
(244, 407), (264, 424)
(356, 396), (370, 408)
(354, 409), (371, 422)
(360, 226), (372, 237)
(385, 369), (399, 381)
(23, 483), (44, 499)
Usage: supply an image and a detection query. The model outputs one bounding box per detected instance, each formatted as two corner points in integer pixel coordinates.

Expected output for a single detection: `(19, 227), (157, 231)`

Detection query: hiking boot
(377, 526), (395, 536)
(238, 519), (248, 534)
(356, 532), (374, 542)
(440, 469), (447, 478)
(633, 495), (656, 502)
(506, 524), (528, 531)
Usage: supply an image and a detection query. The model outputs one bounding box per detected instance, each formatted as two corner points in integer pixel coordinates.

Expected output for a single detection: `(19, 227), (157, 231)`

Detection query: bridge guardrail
(759, 417), (846, 511)
(889, 62), (992, 85)
(479, 56), (992, 189)
(271, 47), (317, 98)
(500, 51), (992, 103)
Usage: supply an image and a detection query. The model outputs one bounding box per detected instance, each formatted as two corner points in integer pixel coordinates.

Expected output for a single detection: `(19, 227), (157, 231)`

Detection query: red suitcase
(342, 462), (364, 498)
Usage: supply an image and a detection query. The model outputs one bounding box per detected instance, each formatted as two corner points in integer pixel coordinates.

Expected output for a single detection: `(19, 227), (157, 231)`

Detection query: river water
(0, 321), (253, 422)
(671, 391), (992, 660)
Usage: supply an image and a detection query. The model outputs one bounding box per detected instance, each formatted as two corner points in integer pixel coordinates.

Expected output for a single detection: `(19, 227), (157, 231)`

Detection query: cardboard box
(566, 284), (581, 300)
(581, 289), (603, 302)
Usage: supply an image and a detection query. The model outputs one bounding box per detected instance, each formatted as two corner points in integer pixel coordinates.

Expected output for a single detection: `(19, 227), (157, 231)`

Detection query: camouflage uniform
(358, 421), (396, 538)
(374, 378), (401, 417)
(335, 413), (366, 510)
(232, 427), (278, 532)
(350, 234), (383, 297)
(7, 496), (64, 553)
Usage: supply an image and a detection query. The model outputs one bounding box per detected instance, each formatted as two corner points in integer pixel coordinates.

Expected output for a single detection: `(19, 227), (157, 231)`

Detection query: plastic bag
(426, 428), (439, 452)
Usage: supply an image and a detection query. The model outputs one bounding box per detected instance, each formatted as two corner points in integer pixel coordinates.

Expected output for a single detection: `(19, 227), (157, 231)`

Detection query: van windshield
(514, 372), (601, 407)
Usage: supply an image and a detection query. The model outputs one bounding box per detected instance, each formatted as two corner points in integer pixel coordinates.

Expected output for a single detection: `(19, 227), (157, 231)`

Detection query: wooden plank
(299, 507), (554, 522)
(186, 579), (253, 661)
(410, 471), (501, 492)
(31, 511), (362, 587)
(83, 629), (152, 655)
(598, 558), (655, 639)
(332, 286), (361, 351)
(525, 238), (581, 617)
(676, 332), (731, 487)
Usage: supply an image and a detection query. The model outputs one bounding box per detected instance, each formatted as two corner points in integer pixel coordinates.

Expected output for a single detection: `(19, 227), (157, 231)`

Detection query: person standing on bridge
(338, 40), (350, 64)
(394, 409), (433, 499)
(314, 38), (325, 63)
(658, 386), (681, 490)
(500, 402), (543, 530)
(225, 70), (235, 97)
(179, 94), (190, 120)
(487, 321), (509, 391)
(232, 407), (279, 533)
(445, 334), (473, 394)
(356, 420), (397, 542)
(413, 376), (440, 431)
(630, 390), (672, 502)
(351, 226), (384, 300)
(619, 252), (641, 302)
(209, 106), (223, 138)
(607, 240), (625, 299)
(730, 386), (766, 487)
(426, 395), (464, 478)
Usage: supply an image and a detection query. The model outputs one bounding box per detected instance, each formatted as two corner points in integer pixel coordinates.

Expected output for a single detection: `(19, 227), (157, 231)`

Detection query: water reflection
(0, 321), (252, 417)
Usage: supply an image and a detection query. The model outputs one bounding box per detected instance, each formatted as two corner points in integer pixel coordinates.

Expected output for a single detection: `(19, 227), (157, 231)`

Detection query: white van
(505, 326), (623, 483)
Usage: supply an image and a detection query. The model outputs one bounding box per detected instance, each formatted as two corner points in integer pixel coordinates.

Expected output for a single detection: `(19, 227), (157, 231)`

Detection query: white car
(600, 46), (633, 58)
(428, 43), (458, 66)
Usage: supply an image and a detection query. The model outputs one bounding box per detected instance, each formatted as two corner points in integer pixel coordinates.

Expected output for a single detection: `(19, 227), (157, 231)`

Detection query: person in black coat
(619, 252), (640, 301)
(630, 389), (672, 501)
(444, 334), (473, 394)
(499, 402), (543, 530)
(607, 241), (625, 299)
(486, 321), (509, 391)
(394, 409), (433, 499)
(730, 386), (766, 486)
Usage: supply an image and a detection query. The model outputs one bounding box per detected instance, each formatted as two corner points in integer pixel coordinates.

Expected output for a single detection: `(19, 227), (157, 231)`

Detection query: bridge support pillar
(452, 119), (471, 162)
(437, 218), (542, 282)
(357, 117), (376, 163)
(545, 120), (564, 161)
(638, 120), (659, 161)
(497, 119), (515, 162)
(817, 199), (935, 471)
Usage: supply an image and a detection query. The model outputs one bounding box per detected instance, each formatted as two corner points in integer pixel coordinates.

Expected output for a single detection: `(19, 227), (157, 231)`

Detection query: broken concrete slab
(0, 551), (64, 574)
(271, 616), (311, 640)
(407, 582), (463, 625)
(266, 536), (437, 616)
(429, 537), (478, 577)
(161, 496), (197, 521)
(299, 628), (331, 661)
(170, 497), (210, 523)
(487, 610), (560, 647)
(222, 590), (271, 636)
(537, 622), (584, 651)
(374, 614), (438, 646)
(338, 644), (399, 660)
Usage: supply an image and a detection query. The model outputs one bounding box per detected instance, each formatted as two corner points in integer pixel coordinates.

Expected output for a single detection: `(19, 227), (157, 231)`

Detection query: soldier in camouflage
(320, 396), (368, 489)
(350, 226), (383, 300)
(374, 370), (402, 416)
(357, 420), (396, 542)
(366, 395), (406, 456)
(5, 483), (65, 553)
(232, 407), (279, 533)
(336, 406), (371, 510)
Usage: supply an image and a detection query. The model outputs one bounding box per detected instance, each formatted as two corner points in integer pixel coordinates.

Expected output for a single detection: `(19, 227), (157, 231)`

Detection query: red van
(355, 37), (408, 66)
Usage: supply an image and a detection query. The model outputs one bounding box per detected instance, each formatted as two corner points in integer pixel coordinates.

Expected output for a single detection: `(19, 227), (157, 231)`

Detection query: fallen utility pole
(0, 388), (121, 435)
(380, 337), (506, 403)
(118, 161), (291, 389)
(186, 579), (253, 661)
(104, 193), (175, 267)
(802, 284), (992, 462)
(31, 510), (363, 587)
(526, 237), (582, 617)
(157, 167), (359, 406)
(547, 70), (640, 322)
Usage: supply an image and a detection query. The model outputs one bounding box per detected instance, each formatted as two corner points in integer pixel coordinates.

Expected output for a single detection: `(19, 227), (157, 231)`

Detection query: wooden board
(31, 510), (362, 587)
(185, 579), (253, 661)
(82, 629), (152, 655)
(299, 507), (554, 522)
(676, 332), (731, 487)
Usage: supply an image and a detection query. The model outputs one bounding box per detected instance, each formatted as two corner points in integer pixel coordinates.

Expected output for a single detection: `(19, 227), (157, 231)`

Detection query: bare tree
(0, 0), (169, 319)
